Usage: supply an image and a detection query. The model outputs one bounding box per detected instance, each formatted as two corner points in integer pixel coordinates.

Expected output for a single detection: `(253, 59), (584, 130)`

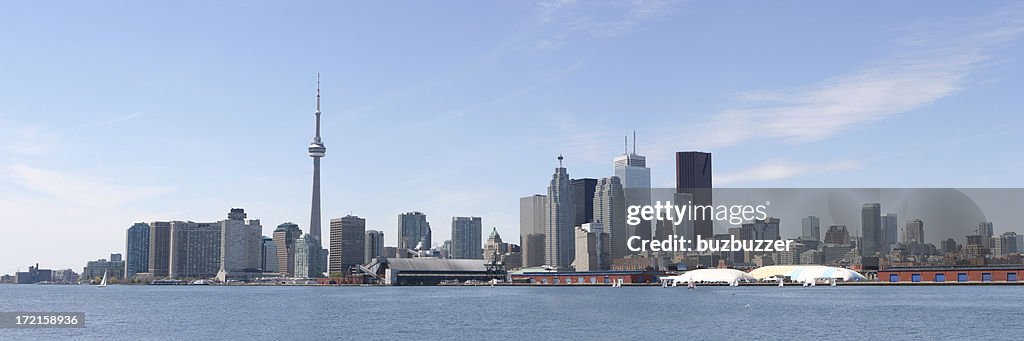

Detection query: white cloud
(689, 5), (1024, 149)
(714, 160), (861, 186)
(2, 164), (176, 209)
(531, 0), (678, 50)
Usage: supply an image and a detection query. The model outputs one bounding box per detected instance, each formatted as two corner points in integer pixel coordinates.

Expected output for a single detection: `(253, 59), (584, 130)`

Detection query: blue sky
(1, 1), (1023, 272)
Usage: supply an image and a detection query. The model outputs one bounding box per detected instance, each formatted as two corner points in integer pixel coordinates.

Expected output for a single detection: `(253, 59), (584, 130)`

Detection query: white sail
(99, 270), (108, 287)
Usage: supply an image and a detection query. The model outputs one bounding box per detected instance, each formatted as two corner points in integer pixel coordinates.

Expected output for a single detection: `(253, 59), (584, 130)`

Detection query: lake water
(2, 285), (1022, 339)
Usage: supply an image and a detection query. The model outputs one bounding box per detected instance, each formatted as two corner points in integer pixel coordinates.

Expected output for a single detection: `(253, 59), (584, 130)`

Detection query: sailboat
(98, 270), (108, 288)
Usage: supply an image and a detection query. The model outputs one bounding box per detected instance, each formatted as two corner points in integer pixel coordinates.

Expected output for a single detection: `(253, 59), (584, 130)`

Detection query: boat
(98, 270), (108, 288)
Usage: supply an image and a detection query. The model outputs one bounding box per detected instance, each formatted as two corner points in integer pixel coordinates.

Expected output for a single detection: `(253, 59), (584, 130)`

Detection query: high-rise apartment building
(398, 212), (431, 257)
(520, 195), (548, 267)
(148, 221), (172, 277)
(169, 221), (221, 279)
(364, 230), (384, 264)
(125, 222), (150, 279)
(217, 208), (263, 281)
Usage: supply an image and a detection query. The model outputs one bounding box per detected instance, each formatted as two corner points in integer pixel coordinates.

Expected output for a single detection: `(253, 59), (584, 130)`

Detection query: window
(957, 273), (968, 282)
(565, 277), (571, 284)
(590, 277), (596, 284)
(934, 273), (945, 282)
(578, 276), (585, 283)
(540, 278), (548, 284)
(553, 278), (560, 284)
(982, 273), (992, 282)
(603, 276), (610, 284)
(889, 274), (899, 282)
(911, 274), (921, 282)
(1008, 273), (1018, 282)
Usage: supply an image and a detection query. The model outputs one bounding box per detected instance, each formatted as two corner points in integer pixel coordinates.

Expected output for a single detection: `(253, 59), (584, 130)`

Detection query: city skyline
(2, 2), (1024, 272)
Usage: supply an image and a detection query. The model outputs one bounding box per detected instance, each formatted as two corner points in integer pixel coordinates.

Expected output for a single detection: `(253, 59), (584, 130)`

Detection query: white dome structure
(662, 268), (757, 285)
(749, 265), (867, 283)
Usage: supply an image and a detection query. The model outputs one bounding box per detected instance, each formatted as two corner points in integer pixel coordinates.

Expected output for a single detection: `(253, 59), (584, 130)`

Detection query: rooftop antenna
(624, 135), (628, 154)
(558, 154), (564, 168)
(633, 130), (636, 154)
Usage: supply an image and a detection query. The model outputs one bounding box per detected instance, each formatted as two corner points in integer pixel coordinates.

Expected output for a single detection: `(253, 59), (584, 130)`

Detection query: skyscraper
(398, 212), (431, 257)
(881, 213), (897, 252)
(308, 75), (327, 240)
(801, 216), (820, 241)
(148, 221), (171, 277)
(519, 195), (547, 267)
(593, 176), (627, 258)
(978, 221), (994, 248)
(546, 155), (576, 269)
(125, 222), (150, 279)
(329, 215), (366, 274)
(572, 222), (610, 271)
(273, 222), (302, 275)
(905, 219), (924, 244)
(261, 236), (278, 273)
(294, 233), (324, 278)
(451, 217), (483, 259)
(615, 133), (652, 244)
(364, 230), (384, 264)
(676, 151), (713, 240)
(217, 208), (263, 281)
(861, 203), (882, 256)
(570, 178), (597, 228)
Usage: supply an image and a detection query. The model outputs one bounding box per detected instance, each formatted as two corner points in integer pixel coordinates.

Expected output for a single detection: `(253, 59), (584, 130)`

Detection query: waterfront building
(329, 215), (366, 274)
(572, 222), (610, 271)
(51, 269), (79, 284)
(83, 254), (125, 281)
(217, 208), (263, 281)
(169, 221), (221, 279)
(451, 217), (483, 259)
(148, 221), (172, 277)
(15, 264), (52, 284)
(125, 222), (150, 279)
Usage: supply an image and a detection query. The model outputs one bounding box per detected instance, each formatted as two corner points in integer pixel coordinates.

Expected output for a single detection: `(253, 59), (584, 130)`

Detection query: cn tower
(308, 74), (326, 239)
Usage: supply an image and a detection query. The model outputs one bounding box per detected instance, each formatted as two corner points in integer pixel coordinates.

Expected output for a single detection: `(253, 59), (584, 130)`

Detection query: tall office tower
(615, 133), (652, 244)
(398, 212), (431, 257)
(570, 178), (597, 227)
(364, 230), (385, 264)
(801, 216), (820, 241)
(308, 75), (327, 240)
(593, 176), (627, 258)
(125, 222), (150, 279)
(546, 155), (576, 269)
(905, 219), (924, 244)
(572, 222), (610, 271)
(881, 213), (898, 252)
(860, 203), (882, 256)
(520, 195), (548, 267)
(169, 221), (222, 279)
(217, 208), (263, 281)
(998, 232), (1019, 256)
(824, 225), (851, 245)
(765, 217), (780, 240)
(329, 215), (366, 274)
(261, 236), (278, 273)
(294, 233), (324, 278)
(148, 221), (171, 277)
(451, 217), (483, 259)
(675, 151), (713, 240)
(978, 221), (994, 248)
(273, 222), (302, 275)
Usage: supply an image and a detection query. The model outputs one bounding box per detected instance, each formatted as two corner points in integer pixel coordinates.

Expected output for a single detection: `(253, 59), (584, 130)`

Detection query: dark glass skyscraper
(125, 222), (150, 279)
(570, 178), (597, 228)
(861, 203), (882, 256)
(675, 151), (713, 240)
